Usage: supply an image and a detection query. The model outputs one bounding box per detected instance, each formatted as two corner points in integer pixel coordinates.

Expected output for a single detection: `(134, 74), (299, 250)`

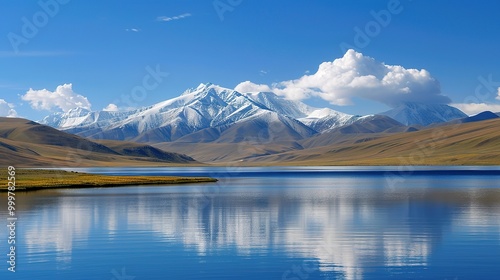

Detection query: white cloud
(452, 103), (500, 116)
(103, 103), (119, 112)
(0, 99), (17, 117)
(21, 83), (92, 113)
(236, 50), (449, 107)
(235, 81), (272, 93)
(496, 87), (500, 100)
(157, 13), (191, 22)
(125, 28), (141, 32)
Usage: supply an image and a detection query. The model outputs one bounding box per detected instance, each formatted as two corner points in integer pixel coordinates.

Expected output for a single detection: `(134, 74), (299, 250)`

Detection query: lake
(2, 166), (500, 279)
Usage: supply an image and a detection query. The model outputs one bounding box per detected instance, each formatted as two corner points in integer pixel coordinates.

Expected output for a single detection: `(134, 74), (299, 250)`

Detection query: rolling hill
(0, 117), (197, 167)
(240, 118), (500, 165)
(154, 114), (500, 165)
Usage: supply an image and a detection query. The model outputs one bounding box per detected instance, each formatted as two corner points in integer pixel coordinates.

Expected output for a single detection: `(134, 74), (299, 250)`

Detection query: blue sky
(1, 0), (500, 120)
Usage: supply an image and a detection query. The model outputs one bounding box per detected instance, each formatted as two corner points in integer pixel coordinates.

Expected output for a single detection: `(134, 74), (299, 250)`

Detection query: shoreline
(0, 169), (217, 192)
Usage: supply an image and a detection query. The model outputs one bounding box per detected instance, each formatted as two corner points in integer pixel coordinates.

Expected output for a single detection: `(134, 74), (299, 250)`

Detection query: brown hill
(242, 118), (500, 165)
(0, 118), (196, 167)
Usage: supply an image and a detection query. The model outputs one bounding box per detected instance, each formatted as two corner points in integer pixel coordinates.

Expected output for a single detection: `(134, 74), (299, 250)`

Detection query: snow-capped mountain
(41, 84), (469, 144)
(299, 108), (361, 133)
(42, 107), (133, 130)
(242, 91), (312, 118)
(380, 102), (468, 126)
(41, 83), (358, 143)
(242, 91), (360, 132)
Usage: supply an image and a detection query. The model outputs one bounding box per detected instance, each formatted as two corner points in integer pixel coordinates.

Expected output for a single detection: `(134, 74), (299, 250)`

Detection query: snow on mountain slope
(299, 108), (361, 133)
(242, 91), (360, 132)
(46, 84), (455, 143)
(175, 110), (316, 143)
(243, 91), (312, 118)
(41, 83), (323, 143)
(42, 107), (135, 129)
(380, 102), (468, 126)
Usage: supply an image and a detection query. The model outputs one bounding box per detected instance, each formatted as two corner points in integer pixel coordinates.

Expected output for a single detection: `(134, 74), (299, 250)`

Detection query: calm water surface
(2, 167), (500, 279)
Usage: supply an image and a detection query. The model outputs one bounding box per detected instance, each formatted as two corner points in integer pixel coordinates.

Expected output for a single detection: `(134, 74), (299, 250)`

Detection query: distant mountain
(41, 83), (361, 143)
(0, 117), (196, 167)
(336, 115), (404, 134)
(300, 115), (404, 149)
(380, 102), (467, 126)
(298, 108), (361, 133)
(459, 111), (499, 123)
(430, 111), (500, 128)
(243, 91), (361, 132)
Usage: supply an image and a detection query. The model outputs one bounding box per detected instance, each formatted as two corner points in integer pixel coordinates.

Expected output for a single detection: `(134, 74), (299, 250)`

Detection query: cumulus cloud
(234, 81), (272, 93)
(21, 83), (91, 113)
(235, 49), (450, 107)
(157, 13), (191, 22)
(452, 103), (500, 116)
(103, 103), (119, 112)
(0, 99), (17, 117)
(496, 87), (500, 100)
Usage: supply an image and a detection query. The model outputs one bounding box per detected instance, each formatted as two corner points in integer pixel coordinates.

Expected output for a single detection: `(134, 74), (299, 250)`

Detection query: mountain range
(41, 83), (467, 144)
(13, 82), (493, 166)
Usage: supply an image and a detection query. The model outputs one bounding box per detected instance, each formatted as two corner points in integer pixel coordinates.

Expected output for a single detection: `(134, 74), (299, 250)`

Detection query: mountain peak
(183, 83), (232, 98)
(180, 83), (216, 96)
(196, 82), (214, 90)
(381, 102), (467, 126)
(67, 107), (91, 115)
(307, 108), (345, 119)
(460, 111), (499, 123)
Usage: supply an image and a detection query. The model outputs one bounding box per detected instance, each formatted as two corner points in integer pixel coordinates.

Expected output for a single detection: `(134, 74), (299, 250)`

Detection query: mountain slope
(300, 115), (405, 149)
(0, 118), (196, 166)
(242, 91), (311, 118)
(175, 111), (316, 143)
(298, 108), (361, 133)
(0, 117), (118, 154)
(380, 102), (467, 126)
(96, 140), (195, 162)
(154, 115), (405, 163)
